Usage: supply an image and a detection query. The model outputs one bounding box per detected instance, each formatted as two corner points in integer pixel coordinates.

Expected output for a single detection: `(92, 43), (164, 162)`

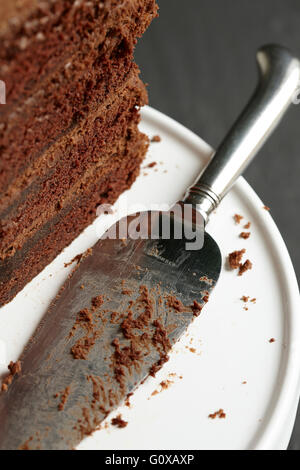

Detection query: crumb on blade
(8, 360), (21, 375)
(91, 295), (104, 309)
(19, 437), (33, 451)
(57, 386), (71, 411)
(111, 414), (128, 429)
(263, 206), (270, 211)
(151, 135), (161, 143)
(166, 295), (185, 312)
(1, 360), (22, 392)
(208, 409), (226, 419)
(269, 338), (276, 343)
(64, 248), (92, 268)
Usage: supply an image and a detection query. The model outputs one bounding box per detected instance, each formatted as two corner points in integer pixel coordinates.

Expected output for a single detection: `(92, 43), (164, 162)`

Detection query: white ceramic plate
(0, 107), (299, 450)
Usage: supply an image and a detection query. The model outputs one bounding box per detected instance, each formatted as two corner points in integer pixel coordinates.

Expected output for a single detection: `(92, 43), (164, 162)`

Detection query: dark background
(135, 0), (300, 450)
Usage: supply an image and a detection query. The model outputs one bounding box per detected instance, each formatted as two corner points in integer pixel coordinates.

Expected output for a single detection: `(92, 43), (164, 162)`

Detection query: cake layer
(0, 0), (157, 194)
(0, 123), (148, 306)
(0, 59), (134, 195)
(0, 69), (147, 259)
(0, 0), (158, 106)
(0, 55), (134, 194)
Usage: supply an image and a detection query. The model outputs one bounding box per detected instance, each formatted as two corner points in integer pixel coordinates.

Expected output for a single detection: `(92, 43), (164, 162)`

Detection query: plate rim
(141, 105), (300, 450)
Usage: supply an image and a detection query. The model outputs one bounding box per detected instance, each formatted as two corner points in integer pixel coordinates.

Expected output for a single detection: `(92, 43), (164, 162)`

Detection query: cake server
(0, 45), (299, 450)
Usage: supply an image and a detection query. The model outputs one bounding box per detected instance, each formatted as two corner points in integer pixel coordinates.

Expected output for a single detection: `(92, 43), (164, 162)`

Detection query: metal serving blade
(0, 218), (220, 450)
(0, 45), (299, 450)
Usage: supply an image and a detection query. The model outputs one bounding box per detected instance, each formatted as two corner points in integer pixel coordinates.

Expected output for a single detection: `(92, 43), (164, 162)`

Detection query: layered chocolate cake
(0, 0), (158, 306)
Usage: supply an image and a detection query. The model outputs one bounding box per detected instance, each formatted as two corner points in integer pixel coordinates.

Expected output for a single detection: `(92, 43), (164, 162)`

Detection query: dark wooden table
(136, 0), (300, 450)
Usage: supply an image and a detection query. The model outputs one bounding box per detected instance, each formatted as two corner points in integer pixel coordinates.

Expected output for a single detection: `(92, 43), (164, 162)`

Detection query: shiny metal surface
(185, 45), (300, 220)
(0, 222), (221, 450)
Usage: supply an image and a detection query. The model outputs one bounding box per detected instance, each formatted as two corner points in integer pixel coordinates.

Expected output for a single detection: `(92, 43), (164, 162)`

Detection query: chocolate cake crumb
(244, 222), (251, 229)
(269, 338), (276, 343)
(69, 307), (94, 337)
(238, 259), (253, 276)
(78, 309), (93, 325)
(71, 333), (98, 360)
(111, 414), (128, 428)
(199, 276), (213, 285)
(263, 206), (270, 211)
(234, 214), (243, 224)
(87, 375), (107, 406)
(122, 288), (133, 296)
(111, 337), (142, 390)
(77, 407), (95, 439)
(228, 249), (246, 269)
(149, 355), (169, 377)
(64, 248), (93, 268)
(241, 296), (249, 303)
(191, 300), (203, 317)
(125, 392), (133, 408)
(110, 311), (123, 324)
(166, 295), (185, 312)
(1, 360), (22, 392)
(229, 249), (252, 276)
(57, 386), (71, 411)
(151, 379), (174, 397)
(160, 379), (173, 390)
(208, 409), (226, 420)
(91, 295), (104, 309)
(151, 135), (161, 143)
(152, 320), (171, 353)
(147, 161), (157, 168)
(19, 437), (33, 451)
(240, 232), (251, 239)
(8, 360), (22, 376)
(64, 254), (83, 268)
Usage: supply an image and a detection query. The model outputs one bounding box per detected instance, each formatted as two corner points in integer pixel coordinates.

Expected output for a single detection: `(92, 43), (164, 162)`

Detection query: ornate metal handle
(184, 44), (300, 223)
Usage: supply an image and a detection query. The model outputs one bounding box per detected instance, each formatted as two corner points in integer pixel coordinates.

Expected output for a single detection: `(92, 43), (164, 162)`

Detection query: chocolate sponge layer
(0, 69), (147, 259)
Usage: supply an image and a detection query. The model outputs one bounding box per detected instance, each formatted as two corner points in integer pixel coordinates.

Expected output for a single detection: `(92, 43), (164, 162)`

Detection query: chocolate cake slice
(0, 0), (158, 306)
